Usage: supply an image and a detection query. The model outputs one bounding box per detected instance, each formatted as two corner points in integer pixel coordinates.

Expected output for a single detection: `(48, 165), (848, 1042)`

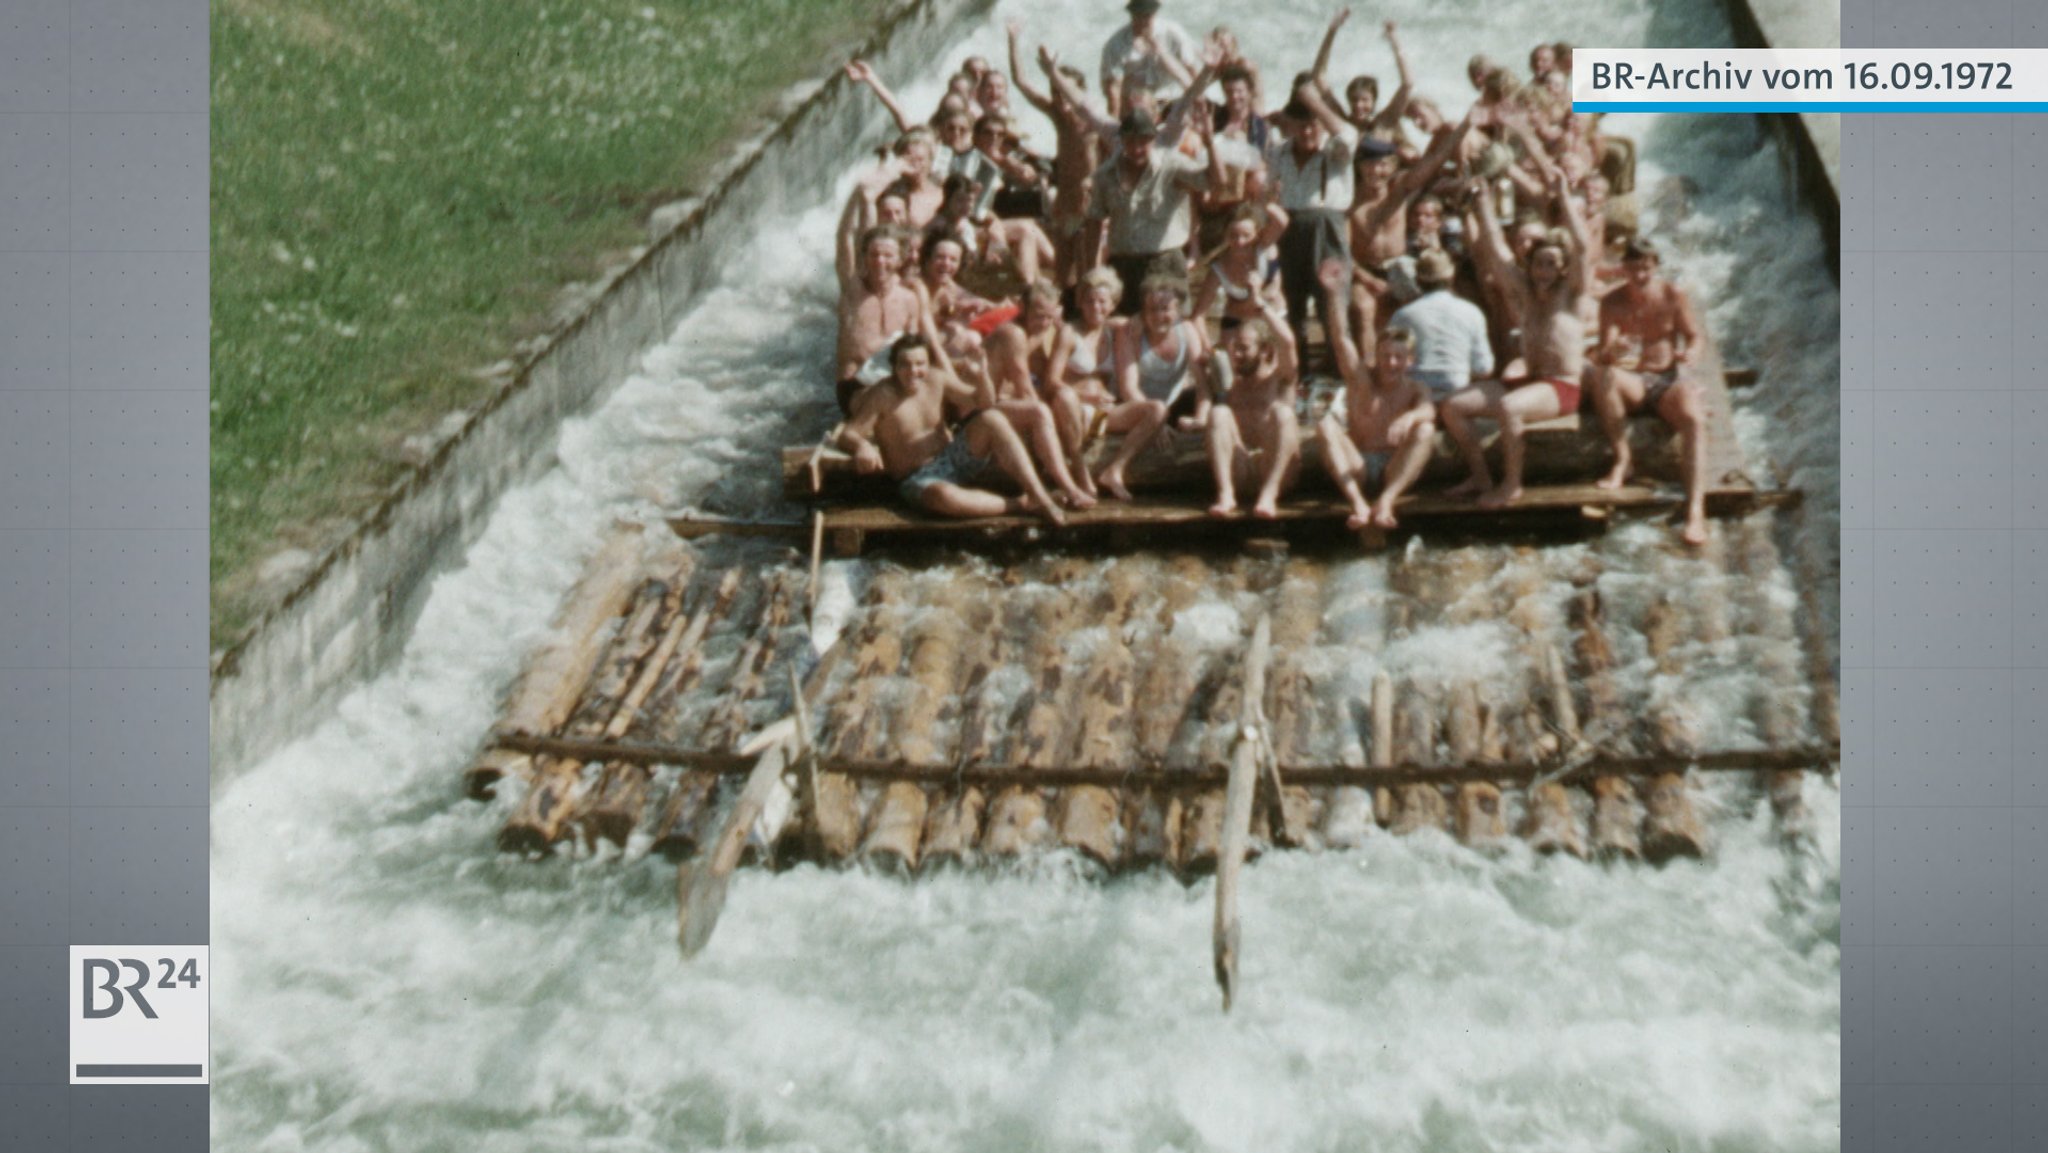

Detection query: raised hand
(845, 59), (874, 85)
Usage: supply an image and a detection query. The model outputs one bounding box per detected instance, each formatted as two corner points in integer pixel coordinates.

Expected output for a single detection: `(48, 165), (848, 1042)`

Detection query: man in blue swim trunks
(837, 335), (1070, 524)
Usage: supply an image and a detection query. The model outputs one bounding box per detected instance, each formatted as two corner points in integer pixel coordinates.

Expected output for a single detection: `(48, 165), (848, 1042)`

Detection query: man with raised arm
(1587, 237), (1712, 546)
(836, 226), (948, 415)
(1318, 264), (1436, 530)
(1083, 104), (1222, 315)
(1347, 109), (1474, 355)
(1438, 166), (1597, 510)
(838, 335), (1069, 524)
(1100, 0), (1202, 119)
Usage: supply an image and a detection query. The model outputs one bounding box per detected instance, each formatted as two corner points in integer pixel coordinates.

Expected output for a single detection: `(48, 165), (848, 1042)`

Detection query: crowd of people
(830, 0), (1713, 546)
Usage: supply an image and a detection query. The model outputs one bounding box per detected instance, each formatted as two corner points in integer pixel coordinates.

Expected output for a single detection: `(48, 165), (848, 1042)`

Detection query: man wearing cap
(1083, 104), (1222, 315)
(1387, 248), (1493, 403)
(1264, 79), (1359, 364)
(1101, 0), (1203, 119)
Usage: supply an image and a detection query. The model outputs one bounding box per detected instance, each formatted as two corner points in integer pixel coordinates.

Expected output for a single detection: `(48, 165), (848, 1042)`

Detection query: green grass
(210, 0), (897, 649)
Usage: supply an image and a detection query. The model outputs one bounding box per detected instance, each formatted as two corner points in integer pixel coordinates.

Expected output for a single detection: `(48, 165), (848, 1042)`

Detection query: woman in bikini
(1193, 202), (1288, 332)
(1094, 274), (1212, 500)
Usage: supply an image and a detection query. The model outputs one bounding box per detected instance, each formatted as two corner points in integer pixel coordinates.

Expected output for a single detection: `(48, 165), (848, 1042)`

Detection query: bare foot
(1208, 498), (1238, 519)
(1597, 455), (1632, 491)
(1445, 476), (1489, 500)
(1252, 497), (1279, 520)
(1095, 468), (1133, 501)
(1370, 505), (1400, 529)
(1680, 513), (1708, 547)
(1345, 504), (1373, 531)
(1038, 498), (1069, 527)
(1478, 484), (1522, 510)
(1063, 486), (1098, 511)
(1074, 467), (1099, 499)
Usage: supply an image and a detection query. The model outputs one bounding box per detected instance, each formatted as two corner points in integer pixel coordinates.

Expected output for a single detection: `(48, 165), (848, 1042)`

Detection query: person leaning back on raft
(837, 334), (1070, 524)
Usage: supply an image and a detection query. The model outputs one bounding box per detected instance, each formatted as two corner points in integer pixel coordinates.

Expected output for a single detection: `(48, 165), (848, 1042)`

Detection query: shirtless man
(1201, 294), (1304, 519)
(1440, 166), (1596, 509)
(838, 335), (1067, 523)
(1348, 111), (1473, 356)
(836, 226), (947, 414)
(1588, 236), (1711, 546)
(1319, 266), (1436, 530)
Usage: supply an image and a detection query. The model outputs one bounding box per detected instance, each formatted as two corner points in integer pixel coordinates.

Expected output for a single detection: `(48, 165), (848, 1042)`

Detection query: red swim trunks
(1537, 376), (1581, 414)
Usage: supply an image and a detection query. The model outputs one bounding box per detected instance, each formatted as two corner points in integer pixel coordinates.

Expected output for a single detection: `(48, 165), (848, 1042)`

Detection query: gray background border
(3, 0), (208, 1148)
(0, 0), (1991, 1148)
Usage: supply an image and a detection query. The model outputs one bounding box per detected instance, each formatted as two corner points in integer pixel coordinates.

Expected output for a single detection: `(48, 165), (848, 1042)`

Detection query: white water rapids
(211, 0), (1841, 1149)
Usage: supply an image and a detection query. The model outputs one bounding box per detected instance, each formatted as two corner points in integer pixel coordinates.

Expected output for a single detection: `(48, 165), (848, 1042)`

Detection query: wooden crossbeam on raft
(487, 728), (1835, 790)
(783, 484), (1798, 555)
(1215, 615), (1272, 1014)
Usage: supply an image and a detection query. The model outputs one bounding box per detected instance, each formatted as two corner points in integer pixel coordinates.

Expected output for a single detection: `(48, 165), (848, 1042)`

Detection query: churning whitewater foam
(213, 0), (1841, 1149)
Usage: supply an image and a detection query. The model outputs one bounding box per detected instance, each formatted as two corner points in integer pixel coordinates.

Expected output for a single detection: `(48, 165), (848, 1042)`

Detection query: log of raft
(1262, 568), (1326, 850)
(465, 526), (652, 799)
(1054, 564), (1149, 869)
(1729, 516), (1822, 840)
(1570, 569), (1642, 861)
(859, 578), (977, 872)
(649, 574), (799, 859)
(1448, 682), (1508, 850)
(1637, 571), (1709, 861)
(499, 572), (684, 855)
(982, 560), (1089, 860)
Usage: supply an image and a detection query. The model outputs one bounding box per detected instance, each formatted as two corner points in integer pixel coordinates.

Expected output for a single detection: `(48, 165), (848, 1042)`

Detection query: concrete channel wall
(1716, 0), (1842, 277)
(209, 0), (996, 780)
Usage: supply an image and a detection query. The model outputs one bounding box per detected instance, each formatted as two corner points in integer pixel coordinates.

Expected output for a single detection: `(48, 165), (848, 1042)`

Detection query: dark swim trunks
(899, 423), (997, 506)
(1640, 367), (1681, 414)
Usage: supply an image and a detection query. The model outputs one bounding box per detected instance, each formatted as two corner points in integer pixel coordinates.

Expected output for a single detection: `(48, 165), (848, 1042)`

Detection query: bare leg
(919, 482), (1025, 519)
(1478, 383), (1562, 509)
(1048, 384), (1098, 499)
(965, 410), (1067, 525)
(1321, 415), (1373, 528)
(1439, 386), (1500, 499)
(1250, 403), (1300, 519)
(996, 399), (1094, 509)
(1206, 406), (1243, 516)
(1095, 399), (1168, 500)
(1371, 419), (1437, 528)
(1593, 365), (1646, 490)
(1662, 381), (1710, 546)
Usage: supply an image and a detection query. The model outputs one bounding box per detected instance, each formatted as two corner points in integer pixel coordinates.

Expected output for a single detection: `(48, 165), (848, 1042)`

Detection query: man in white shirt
(1265, 80), (1356, 364)
(1388, 249), (1493, 402)
(1100, 0), (1202, 118)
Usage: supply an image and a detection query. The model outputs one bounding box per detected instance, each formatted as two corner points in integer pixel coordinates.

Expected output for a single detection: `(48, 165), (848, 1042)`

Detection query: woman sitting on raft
(1192, 202), (1288, 332)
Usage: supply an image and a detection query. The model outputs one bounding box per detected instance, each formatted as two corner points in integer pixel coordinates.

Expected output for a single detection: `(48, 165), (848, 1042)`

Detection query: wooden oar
(677, 715), (803, 959)
(1214, 614), (1272, 1013)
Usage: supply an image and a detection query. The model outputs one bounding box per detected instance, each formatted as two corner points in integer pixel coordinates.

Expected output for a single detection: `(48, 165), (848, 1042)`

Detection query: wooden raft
(465, 545), (1837, 874)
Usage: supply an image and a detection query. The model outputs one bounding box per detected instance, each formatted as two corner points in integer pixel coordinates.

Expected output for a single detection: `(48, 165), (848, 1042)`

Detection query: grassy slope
(211, 0), (896, 648)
